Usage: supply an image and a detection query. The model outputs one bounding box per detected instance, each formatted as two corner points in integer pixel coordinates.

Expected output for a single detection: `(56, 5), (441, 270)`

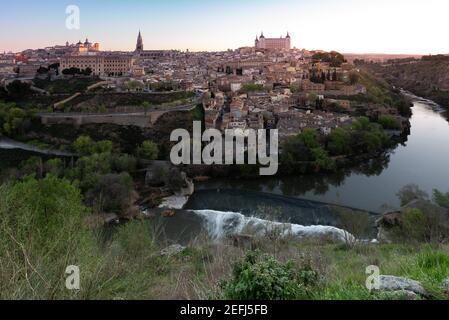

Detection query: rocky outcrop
(146, 161), (194, 209)
(441, 278), (449, 291)
(160, 244), (186, 257)
(374, 275), (428, 297)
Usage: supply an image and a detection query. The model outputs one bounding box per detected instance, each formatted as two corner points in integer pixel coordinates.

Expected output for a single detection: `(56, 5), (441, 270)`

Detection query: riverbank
(359, 58), (449, 109)
(189, 96), (449, 213)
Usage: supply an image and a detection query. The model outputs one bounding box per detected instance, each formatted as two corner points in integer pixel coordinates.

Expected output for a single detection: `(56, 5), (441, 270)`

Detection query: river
(194, 95), (449, 213)
(2, 95), (449, 238)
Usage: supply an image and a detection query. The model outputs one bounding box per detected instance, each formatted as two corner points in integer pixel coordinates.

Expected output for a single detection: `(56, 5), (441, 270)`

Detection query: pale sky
(1, 0), (448, 54)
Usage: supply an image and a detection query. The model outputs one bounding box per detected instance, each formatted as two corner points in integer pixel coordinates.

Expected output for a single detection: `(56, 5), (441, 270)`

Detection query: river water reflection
(198, 98), (449, 213)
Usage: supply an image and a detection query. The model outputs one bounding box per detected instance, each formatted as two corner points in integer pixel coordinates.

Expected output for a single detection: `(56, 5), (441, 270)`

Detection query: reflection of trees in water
(196, 151), (394, 199)
(349, 153), (391, 177)
(278, 170), (346, 196)
(278, 153), (391, 197)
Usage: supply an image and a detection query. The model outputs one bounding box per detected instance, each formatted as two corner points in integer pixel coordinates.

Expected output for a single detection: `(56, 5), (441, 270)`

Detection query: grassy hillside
(1, 176), (449, 300)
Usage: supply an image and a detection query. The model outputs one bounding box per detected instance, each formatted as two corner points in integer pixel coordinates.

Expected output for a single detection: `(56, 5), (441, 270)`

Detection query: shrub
(72, 136), (113, 155)
(72, 135), (96, 155)
(378, 115), (401, 130)
(112, 220), (156, 259)
(433, 189), (449, 209)
(111, 154), (137, 172)
(85, 173), (134, 214)
(390, 207), (449, 243)
(220, 251), (319, 300)
(0, 175), (97, 299)
(138, 140), (159, 160)
(335, 208), (371, 246)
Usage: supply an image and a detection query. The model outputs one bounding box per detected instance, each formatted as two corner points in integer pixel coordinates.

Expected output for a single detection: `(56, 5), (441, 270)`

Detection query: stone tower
(136, 31), (144, 52)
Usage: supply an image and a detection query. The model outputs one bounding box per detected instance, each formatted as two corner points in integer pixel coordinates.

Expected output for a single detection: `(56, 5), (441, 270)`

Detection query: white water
(158, 195), (189, 209)
(0, 137), (74, 156)
(192, 209), (354, 243)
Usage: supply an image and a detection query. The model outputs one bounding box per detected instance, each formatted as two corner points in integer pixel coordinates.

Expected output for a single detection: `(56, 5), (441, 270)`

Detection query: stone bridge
(38, 104), (197, 128)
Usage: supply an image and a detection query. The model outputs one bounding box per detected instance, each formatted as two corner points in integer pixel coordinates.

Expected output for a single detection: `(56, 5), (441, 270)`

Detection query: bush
(0, 175), (97, 299)
(378, 115), (401, 130)
(391, 207), (449, 243)
(72, 136), (113, 155)
(433, 189), (449, 209)
(335, 208), (371, 245)
(221, 251), (319, 300)
(112, 220), (156, 259)
(72, 135), (96, 155)
(85, 173), (134, 214)
(138, 140), (159, 160)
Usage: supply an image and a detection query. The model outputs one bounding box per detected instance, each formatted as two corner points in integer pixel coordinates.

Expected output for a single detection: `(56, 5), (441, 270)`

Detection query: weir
(185, 188), (380, 228)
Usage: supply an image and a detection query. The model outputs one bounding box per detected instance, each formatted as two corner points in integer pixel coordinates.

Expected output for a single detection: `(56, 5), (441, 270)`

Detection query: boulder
(162, 209), (176, 218)
(386, 290), (420, 300)
(160, 244), (186, 257)
(375, 275), (428, 297)
(441, 278), (449, 291)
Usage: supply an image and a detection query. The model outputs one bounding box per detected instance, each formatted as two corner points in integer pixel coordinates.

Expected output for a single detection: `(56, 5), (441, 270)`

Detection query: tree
(72, 135), (96, 155)
(327, 128), (352, 156)
(378, 115), (401, 130)
(0, 175), (94, 298)
(2, 107), (28, 136)
(83, 67), (93, 76)
(321, 71), (326, 83)
(94, 140), (113, 154)
(433, 189), (449, 209)
(125, 80), (144, 92)
(397, 184), (429, 206)
(37, 66), (49, 74)
(312, 51), (346, 67)
(85, 173), (134, 213)
(298, 129), (321, 150)
(48, 63), (60, 71)
(142, 101), (152, 115)
(335, 208), (370, 247)
(62, 67), (81, 77)
(311, 147), (335, 171)
(352, 117), (371, 131)
(5, 80), (33, 100)
(138, 140), (159, 160)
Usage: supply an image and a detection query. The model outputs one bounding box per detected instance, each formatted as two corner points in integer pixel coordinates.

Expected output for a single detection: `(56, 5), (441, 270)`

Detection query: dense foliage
(312, 51), (347, 67)
(281, 117), (391, 173)
(221, 251), (319, 300)
(0, 101), (35, 136)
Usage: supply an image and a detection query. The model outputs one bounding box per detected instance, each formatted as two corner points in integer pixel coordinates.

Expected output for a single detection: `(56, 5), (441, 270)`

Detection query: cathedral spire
(136, 30), (144, 52)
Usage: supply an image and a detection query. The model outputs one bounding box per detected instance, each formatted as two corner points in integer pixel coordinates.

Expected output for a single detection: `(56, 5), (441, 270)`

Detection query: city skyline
(1, 0), (449, 54)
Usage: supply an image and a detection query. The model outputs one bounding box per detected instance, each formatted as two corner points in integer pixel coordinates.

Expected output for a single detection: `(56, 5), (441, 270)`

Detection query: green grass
(1, 177), (448, 300)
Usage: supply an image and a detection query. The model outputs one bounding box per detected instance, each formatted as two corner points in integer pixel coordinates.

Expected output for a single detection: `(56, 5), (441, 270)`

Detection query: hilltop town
(0, 31), (409, 152)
